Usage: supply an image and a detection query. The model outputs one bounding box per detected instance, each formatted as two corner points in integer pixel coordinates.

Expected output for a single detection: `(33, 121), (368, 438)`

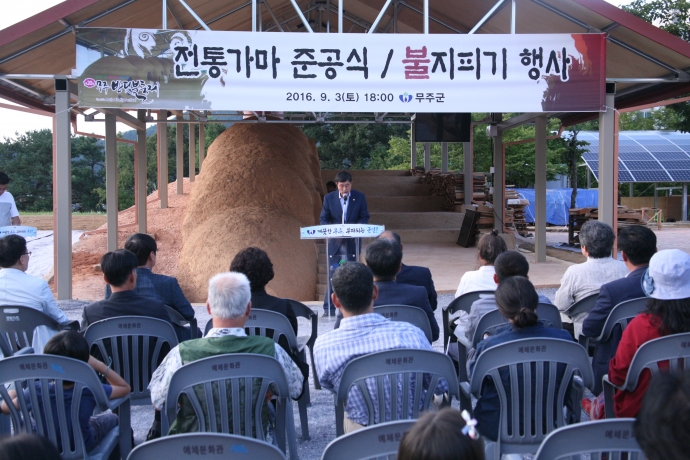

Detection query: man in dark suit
(320, 171), (370, 315)
(84, 249), (188, 342)
(105, 233), (196, 325)
(334, 238), (439, 342)
(378, 231), (438, 311)
(582, 225), (657, 394)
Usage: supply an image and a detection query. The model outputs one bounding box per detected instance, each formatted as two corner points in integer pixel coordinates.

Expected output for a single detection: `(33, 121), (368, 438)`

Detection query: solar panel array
(579, 131), (690, 183)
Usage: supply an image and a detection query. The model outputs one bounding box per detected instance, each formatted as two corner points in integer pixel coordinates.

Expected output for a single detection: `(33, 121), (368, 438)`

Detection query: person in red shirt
(608, 249), (690, 417)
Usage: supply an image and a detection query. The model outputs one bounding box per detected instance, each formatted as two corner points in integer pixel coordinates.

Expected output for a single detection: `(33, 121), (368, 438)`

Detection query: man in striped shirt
(314, 262), (447, 433)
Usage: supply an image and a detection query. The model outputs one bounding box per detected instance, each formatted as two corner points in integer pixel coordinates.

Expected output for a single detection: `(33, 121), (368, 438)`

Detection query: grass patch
(20, 211), (106, 216)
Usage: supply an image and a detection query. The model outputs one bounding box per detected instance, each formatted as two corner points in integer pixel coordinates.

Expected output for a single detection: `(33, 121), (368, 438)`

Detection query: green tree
(302, 123), (409, 169)
(553, 126), (589, 208)
(0, 129), (53, 211)
(623, 0), (690, 132)
(71, 135), (105, 211)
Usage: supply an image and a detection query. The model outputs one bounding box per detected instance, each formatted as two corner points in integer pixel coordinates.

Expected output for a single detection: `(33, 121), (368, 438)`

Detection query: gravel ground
(57, 288), (575, 460)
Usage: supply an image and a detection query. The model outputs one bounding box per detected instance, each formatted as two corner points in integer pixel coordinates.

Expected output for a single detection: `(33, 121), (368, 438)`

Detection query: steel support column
(158, 110), (168, 208)
(441, 142), (448, 173)
(493, 130), (504, 232)
(463, 141), (472, 206)
(136, 109), (147, 233)
(683, 183), (688, 221)
(53, 80), (72, 300)
(534, 115), (547, 262)
(410, 124), (416, 169)
(424, 143), (431, 172)
(189, 122), (195, 182)
(176, 116), (184, 194)
(199, 123), (205, 167)
(105, 113), (118, 252)
(598, 90), (617, 229)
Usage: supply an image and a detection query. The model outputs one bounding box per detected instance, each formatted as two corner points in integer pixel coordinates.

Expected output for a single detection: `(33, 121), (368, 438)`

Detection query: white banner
(0, 226), (37, 238)
(301, 224), (385, 239)
(75, 28), (605, 113)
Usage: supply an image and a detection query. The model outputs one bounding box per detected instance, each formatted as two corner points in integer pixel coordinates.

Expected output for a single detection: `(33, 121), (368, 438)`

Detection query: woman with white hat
(608, 249), (690, 417)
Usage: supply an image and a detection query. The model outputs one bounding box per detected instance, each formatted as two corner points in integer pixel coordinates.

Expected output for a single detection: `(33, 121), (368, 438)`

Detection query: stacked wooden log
(419, 169), (456, 211)
(505, 187), (530, 236)
(454, 172), (488, 212)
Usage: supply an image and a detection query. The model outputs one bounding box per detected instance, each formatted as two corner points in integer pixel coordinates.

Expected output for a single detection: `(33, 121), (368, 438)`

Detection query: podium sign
(0, 226), (38, 238)
(300, 224), (385, 239)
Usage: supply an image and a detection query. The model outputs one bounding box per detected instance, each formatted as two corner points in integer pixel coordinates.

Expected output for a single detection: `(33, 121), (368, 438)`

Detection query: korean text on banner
(75, 29), (605, 113)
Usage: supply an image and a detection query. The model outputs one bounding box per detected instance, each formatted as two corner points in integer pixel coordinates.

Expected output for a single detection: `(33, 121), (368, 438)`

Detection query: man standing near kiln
(320, 171), (369, 317)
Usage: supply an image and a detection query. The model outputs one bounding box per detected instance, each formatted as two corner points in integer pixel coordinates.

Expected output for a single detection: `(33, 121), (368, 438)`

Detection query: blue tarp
(514, 188), (599, 226)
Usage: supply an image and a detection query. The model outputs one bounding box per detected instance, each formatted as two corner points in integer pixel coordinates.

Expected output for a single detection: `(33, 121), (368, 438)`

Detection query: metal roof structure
(580, 131), (690, 182)
(0, 0), (689, 126)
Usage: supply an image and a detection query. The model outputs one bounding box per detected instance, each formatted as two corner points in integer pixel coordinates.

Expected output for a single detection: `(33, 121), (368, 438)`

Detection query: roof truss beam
(0, 0), (137, 66)
(530, 0), (686, 78)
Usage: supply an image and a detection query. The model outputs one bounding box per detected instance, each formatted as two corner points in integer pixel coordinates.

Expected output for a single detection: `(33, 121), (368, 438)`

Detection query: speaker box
(457, 209), (480, 248)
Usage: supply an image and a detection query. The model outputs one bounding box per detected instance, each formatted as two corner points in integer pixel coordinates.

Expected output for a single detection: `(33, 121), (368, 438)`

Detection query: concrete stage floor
(399, 242), (572, 292)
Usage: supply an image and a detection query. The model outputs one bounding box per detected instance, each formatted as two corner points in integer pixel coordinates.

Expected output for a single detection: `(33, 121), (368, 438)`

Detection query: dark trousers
(323, 238), (360, 311)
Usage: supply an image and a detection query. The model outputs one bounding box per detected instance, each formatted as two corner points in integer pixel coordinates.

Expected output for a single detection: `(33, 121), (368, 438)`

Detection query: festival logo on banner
(75, 28), (605, 113)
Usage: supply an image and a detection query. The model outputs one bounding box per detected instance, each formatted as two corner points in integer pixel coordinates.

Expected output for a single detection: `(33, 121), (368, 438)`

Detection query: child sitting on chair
(1, 330), (130, 453)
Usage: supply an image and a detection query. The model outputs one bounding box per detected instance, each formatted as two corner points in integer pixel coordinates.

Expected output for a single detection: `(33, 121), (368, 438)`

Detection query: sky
(0, 0), (635, 141)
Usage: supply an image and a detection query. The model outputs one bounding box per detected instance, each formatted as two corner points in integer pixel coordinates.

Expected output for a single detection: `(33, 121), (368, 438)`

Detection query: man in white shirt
(555, 220), (627, 337)
(0, 234), (71, 325)
(0, 172), (21, 227)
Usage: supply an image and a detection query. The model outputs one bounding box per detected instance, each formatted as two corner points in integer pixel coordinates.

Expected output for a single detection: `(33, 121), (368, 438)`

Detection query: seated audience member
(469, 276), (574, 442)
(0, 234), (73, 326)
(464, 250), (553, 341)
(455, 229), (507, 298)
(229, 247), (298, 334)
(582, 225), (657, 396)
(148, 272), (303, 435)
(0, 331), (130, 454)
(398, 409), (485, 460)
(0, 433), (61, 460)
(105, 233), (197, 329)
(379, 231), (438, 311)
(325, 180), (337, 194)
(609, 249), (690, 418)
(555, 221), (627, 337)
(82, 249), (188, 340)
(313, 263), (448, 433)
(230, 246), (309, 382)
(634, 372), (690, 460)
(333, 238), (439, 342)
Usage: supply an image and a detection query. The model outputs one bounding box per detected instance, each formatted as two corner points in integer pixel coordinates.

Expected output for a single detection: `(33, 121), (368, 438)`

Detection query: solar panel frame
(577, 131), (690, 183)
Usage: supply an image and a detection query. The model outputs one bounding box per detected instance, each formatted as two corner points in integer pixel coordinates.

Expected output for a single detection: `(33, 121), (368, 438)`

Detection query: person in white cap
(608, 249), (690, 418)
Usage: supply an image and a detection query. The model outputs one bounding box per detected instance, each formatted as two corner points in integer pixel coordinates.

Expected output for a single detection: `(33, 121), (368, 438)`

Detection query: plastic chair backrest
(287, 299), (320, 389)
(287, 299), (317, 348)
(127, 432), (286, 460)
(84, 316), (178, 406)
(321, 420), (416, 460)
(443, 291), (495, 346)
(471, 305), (563, 347)
(534, 418), (646, 460)
(162, 353), (294, 455)
(598, 297), (648, 342)
(335, 349), (459, 437)
(374, 304), (433, 343)
(244, 309), (299, 352)
(564, 292), (599, 317)
(165, 305), (199, 339)
(0, 305), (63, 353)
(616, 332), (690, 392)
(0, 354), (128, 460)
(469, 338), (593, 457)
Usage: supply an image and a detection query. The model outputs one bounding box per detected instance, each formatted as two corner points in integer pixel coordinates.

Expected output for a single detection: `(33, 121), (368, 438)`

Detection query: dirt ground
(22, 214), (106, 231)
(63, 180), (192, 300)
